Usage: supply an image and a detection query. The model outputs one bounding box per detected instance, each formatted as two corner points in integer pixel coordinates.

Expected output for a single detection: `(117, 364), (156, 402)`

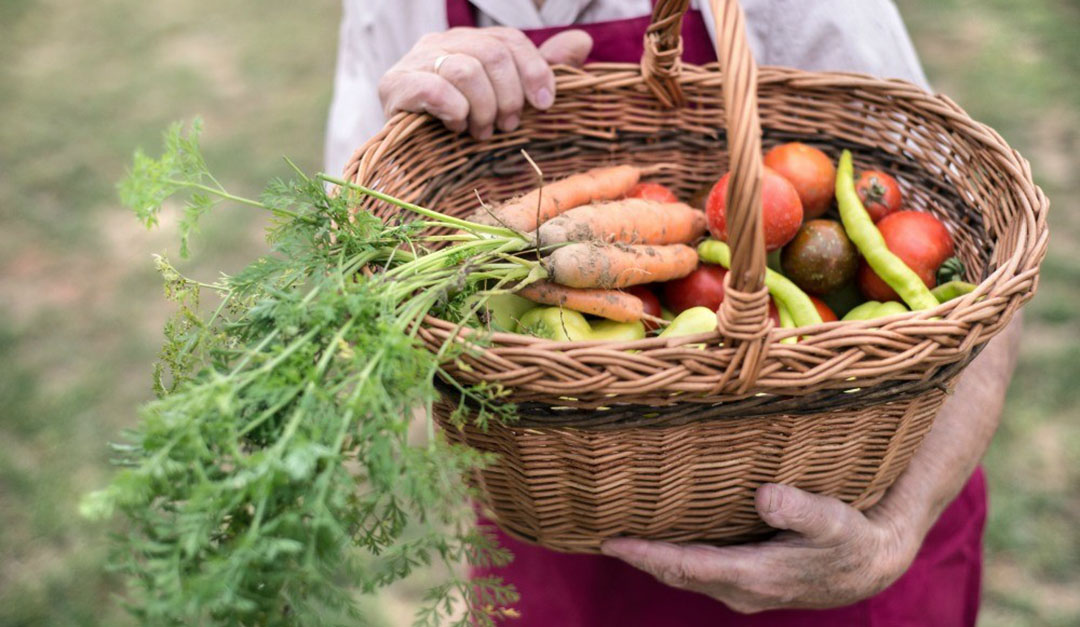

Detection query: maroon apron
(449, 2), (987, 624)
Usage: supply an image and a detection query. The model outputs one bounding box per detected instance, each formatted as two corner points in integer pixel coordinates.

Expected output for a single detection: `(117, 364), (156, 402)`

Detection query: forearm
(872, 316), (1022, 547)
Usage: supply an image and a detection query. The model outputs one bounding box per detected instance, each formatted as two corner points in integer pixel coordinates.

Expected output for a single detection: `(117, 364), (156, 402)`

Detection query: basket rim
(347, 62), (1049, 405)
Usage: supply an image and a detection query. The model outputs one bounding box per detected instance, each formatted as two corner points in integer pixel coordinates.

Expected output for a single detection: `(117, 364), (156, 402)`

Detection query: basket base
(437, 390), (944, 553)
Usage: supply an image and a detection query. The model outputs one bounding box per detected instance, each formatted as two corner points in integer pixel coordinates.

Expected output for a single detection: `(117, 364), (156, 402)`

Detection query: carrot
(536, 199), (707, 247)
(545, 243), (698, 289)
(474, 165), (640, 232)
(516, 280), (644, 323)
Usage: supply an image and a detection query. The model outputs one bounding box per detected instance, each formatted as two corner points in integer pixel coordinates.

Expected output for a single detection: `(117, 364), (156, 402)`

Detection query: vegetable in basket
(626, 181), (679, 203)
(661, 263), (728, 314)
(706, 166), (804, 252)
(516, 280), (646, 323)
(534, 198), (707, 247)
(855, 169), (904, 223)
(473, 164), (641, 231)
(841, 300), (910, 321)
(856, 210), (956, 303)
(516, 307), (645, 342)
(780, 219), (859, 295)
(698, 239), (824, 328)
(836, 150), (940, 311)
(763, 142), (836, 219)
(544, 242), (699, 289)
(658, 306), (717, 338)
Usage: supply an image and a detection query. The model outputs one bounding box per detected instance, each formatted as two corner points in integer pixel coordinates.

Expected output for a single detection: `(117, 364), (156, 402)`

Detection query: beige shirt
(325, 0), (929, 175)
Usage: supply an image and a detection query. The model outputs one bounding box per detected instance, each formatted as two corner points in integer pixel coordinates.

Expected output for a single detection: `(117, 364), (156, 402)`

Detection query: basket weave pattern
(343, 0), (1048, 550)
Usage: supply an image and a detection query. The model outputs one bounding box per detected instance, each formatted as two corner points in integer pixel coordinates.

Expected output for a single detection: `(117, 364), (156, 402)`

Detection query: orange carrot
(475, 165), (640, 232)
(536, 199), (707, 247)
(545, 243), (698, 289)
(516, 281), (645, 322)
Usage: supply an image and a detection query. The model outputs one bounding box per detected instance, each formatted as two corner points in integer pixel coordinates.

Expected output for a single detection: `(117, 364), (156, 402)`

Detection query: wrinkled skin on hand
(602, 483), (916, 614)
(378, 27), (592, 139)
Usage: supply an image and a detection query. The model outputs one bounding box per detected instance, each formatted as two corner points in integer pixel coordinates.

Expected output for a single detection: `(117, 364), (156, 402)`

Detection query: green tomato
(516, 307), (591, 341)
(516, 307), (646, 342)
(589, 319), (646, 342)
(658, 306), (717, 338)
(486, 293), (536, 332)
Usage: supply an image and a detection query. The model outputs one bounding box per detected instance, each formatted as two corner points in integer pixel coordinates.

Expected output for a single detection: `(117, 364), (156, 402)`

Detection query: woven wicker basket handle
(644, 0), (770, 390)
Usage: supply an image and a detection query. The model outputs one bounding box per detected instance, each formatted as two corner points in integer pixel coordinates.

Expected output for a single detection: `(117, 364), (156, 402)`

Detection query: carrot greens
(83, 120), (531, 626)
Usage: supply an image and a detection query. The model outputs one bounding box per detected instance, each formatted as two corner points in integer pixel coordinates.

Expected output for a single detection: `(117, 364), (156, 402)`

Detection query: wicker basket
(343, 0), (1048, 553)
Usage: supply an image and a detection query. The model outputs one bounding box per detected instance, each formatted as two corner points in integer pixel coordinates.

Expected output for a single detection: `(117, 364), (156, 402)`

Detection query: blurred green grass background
(0, 0), (1076, 625)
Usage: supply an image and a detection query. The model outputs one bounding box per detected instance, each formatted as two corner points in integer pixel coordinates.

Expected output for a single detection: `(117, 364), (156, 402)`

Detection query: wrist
(869, 487), (933, 571)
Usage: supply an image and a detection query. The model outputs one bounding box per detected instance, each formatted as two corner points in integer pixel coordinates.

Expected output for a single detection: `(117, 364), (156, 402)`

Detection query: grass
(0, 0), (1076, 625)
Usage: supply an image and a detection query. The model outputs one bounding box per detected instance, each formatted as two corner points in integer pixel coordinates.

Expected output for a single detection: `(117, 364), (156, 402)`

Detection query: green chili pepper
(836, 150), (939, 311)
(930, 280), (977, 303)
(775, 299), (798, 344)
(697, 239), (824, 328)
(516, 307), (644, 341)
(658, 306), (717, 339)
(841, 300), (909, 321)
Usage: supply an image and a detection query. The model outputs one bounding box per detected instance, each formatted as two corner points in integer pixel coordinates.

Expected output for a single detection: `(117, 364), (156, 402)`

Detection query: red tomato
(627, 182), (679, 203)
(763, 142), (836, 219)
(809, 295), (838, 322)
(706, 167), (803, 252)
(855, 170), (903, 223)
(625, 285), (663, 331)
(857, 210), (955, 302)
(661, 264), (727, 314)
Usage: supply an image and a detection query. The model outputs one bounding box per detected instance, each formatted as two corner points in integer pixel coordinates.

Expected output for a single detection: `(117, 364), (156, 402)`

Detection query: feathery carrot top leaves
(87, 121), (530, 625)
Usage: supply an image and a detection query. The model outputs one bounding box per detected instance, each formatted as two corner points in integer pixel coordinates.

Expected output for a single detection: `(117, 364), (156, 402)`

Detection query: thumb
(538, 29), (593, 67)
(755, 483), (858, 542)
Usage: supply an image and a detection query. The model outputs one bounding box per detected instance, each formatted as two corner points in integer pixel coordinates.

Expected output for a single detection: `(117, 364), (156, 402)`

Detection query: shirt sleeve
(324, 0), (448, 176)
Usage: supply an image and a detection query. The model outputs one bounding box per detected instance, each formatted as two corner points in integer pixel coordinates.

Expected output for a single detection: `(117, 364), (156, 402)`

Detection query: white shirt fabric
(325, 0), (930, 176)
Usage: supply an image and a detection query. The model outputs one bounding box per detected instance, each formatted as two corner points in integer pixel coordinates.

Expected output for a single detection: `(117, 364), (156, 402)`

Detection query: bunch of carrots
(473, 164), (707, 326)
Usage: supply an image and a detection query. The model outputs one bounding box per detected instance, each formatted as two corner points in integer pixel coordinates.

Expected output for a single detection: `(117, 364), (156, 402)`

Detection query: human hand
(378, 28), (592, 139)
(601, 483), (920, 613)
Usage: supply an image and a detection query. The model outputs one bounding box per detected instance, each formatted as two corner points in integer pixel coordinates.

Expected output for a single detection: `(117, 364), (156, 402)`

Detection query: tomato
(857, 210), (955, 302)
(661, 264), (727, 314)
(780, 219), (858, 295)
(627, 182), (679, 204)
(855, 170), (903, 223)
(625, 285), (663, 331)
(809, 295), (838, 322)
(763, 142), (836, 219)
(706, 167), (803, 252)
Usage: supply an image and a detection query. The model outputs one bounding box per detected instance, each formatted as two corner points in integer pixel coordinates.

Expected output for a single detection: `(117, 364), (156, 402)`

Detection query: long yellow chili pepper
(775, 299), (798, 344)
(697, 239), (823, 328)
(836, 150), (939, 311)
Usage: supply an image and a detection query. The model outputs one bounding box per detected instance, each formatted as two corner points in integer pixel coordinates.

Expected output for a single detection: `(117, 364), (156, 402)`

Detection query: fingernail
(477, 126), (493, 141)
(759, 484), (781, 514)
(535, 87), (554, 109)
(500, 114), (520, 132)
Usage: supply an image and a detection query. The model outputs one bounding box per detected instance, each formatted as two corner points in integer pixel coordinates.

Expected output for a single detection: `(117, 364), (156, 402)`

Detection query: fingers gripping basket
(343, 0), (1049, 552)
